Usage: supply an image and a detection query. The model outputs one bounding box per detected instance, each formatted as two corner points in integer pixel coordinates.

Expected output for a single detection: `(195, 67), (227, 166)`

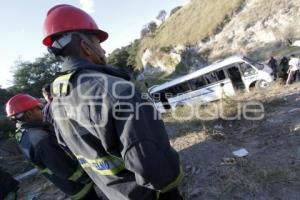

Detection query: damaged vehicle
(148, 55), (274, 113)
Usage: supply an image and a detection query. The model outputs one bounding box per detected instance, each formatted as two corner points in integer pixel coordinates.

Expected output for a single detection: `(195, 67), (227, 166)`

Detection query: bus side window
(216, 70), (226, 80)
(240, 63), (256, 76)
(204, 73), (217, 84)
(189, 76), (206, 90)
(166, 82), (190, 96)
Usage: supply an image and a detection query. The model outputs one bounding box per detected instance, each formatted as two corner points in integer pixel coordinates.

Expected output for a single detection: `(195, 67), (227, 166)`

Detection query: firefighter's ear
(24, 110), (33, 121)
(80, 40), (93, 56)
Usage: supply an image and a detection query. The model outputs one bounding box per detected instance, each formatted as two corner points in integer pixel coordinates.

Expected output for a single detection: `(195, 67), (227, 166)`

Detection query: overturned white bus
(148, 55), (274, 113)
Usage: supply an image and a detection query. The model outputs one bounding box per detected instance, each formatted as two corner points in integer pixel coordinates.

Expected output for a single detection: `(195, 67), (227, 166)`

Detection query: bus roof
(149, 55), (246, 93)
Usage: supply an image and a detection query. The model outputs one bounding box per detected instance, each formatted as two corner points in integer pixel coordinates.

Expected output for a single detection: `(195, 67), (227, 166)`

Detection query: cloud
(79, 0), (95, 14)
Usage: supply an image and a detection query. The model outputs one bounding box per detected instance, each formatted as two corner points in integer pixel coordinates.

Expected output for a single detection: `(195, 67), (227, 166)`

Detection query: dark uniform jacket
(51, 58), (183, 200)
(43, 101), (53, 124)
(0, 169), (19, 200)
(15, 121), (96, 200)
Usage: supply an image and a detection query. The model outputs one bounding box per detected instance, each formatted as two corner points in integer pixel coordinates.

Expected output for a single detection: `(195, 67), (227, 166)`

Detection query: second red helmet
(6, 94), (41, 117)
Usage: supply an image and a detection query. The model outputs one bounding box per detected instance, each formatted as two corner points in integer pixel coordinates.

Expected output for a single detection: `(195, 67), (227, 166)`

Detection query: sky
(0, 0), (190, 88)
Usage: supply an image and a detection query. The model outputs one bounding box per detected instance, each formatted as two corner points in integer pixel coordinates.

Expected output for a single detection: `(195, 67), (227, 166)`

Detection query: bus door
(160, 91), (171, 110)
(239, 62), (258, 89)
(226, 65), (245, 90)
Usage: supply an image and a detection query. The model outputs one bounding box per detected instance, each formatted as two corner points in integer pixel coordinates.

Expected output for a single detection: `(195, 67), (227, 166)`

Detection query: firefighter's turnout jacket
(15, 121), (99, 200)
(0, 169), (19, 200)
(51, 58), (184, 200)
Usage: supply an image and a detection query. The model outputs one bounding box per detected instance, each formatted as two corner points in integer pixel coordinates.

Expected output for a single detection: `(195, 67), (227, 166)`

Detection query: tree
(12, 53), (61, 97)
(0, 87), (15, 137)
(0, 87), (13, 115)
(107, 39), (140, 70)
(156, 10), (167, 22)
(170, 6), (182, 16)
(140, 26), (150, 38)
(148, 21), (157, 34)
(107, 48), (130, 67)
(126, 39), (140, 69)
(140, 21), (158, 38)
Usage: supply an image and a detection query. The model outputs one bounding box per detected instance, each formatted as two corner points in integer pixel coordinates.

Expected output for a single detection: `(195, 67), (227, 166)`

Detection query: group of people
(268, 54), (300, 85)
(1, 4), (183, 200)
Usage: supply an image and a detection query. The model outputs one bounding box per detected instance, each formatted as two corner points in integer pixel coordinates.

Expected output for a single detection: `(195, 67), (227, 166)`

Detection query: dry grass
(164, 81), (300, 199)
(141, 0), (245, 48)
(163, 81), (300, 138)
(136, 0), (245, 68)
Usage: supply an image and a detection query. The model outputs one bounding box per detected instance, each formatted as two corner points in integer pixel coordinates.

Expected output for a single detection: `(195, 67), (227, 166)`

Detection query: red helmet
(6, 94), (41, 117)
(42, 4), (108, 47)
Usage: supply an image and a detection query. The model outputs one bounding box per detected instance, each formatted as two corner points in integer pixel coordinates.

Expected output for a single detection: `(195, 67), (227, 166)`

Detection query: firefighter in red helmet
(42, 4), (183, 200)
(6, 94), (102, 200)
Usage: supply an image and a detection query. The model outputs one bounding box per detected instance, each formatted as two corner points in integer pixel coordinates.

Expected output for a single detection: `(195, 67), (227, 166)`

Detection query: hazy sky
(0, 0), (189, 87)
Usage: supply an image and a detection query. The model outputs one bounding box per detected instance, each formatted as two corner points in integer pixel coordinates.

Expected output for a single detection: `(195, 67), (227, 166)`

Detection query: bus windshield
(243, 57), (264, 70)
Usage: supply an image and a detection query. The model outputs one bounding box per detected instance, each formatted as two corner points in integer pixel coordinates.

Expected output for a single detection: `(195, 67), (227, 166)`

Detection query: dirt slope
(169, 84), (300, 199)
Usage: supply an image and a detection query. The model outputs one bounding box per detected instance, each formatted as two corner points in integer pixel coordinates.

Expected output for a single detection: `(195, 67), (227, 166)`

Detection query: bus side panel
(168, 79), (235, 106)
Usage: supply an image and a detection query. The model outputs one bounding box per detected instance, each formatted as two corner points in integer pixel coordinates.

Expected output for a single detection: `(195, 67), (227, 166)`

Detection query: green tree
(107, 47), (130, 67)
(127, 39), (140, 69)
(0, 87), (15, 138)
(170, 6), (182, 16)
(107, 39), (140, 70)
(156, 10), (167, 22)
(12, 54), (61, 97)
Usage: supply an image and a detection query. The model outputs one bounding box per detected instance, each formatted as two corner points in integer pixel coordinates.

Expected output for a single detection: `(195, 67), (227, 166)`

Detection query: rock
(221, 157), (237, 165)
(214, 124), (223, 130)
(190, 187), (202, 197)
(195, 168), (201, 175)
(232, 148), (249, 157)
(294, 125), (300, 131)
(191, 166), (197, 174)
(185, 165), (192, 171)
(211, 132), (226, 141)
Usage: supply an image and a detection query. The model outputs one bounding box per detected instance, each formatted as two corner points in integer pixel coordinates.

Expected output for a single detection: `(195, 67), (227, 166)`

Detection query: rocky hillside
(138, 0), (300, 76)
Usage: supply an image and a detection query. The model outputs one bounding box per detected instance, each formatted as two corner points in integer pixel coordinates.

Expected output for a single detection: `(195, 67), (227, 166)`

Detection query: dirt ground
(1, 83), (300, 200)
(169, 84), (300, 200)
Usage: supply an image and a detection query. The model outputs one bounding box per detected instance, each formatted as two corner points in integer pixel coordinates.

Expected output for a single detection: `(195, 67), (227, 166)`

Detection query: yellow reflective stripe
(75, 155), (125, 176)
(159, 166), (184, 193)
(70, 182), (93, 200)
(68, 167), (85, 182)
(15, 131), (23, 142)
(90, 161), (124, 175)
(156, 191), (160, 200)
(52, 73), (74, 95)
(40, 168), (53, 175)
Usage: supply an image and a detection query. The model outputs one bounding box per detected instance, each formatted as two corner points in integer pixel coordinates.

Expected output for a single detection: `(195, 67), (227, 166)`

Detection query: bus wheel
(255, 80), (270, 90)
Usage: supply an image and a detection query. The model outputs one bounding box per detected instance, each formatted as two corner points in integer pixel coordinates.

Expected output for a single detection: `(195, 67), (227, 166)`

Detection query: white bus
(148, 55), (274, 113)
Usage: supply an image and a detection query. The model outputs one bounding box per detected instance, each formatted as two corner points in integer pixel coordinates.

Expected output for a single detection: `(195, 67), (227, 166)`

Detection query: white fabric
(289, 57), (300, 71)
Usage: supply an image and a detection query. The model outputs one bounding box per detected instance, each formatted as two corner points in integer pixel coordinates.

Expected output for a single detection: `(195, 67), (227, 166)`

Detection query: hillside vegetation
(139, 0), (245, 50)
(136, 0), (300, 74)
